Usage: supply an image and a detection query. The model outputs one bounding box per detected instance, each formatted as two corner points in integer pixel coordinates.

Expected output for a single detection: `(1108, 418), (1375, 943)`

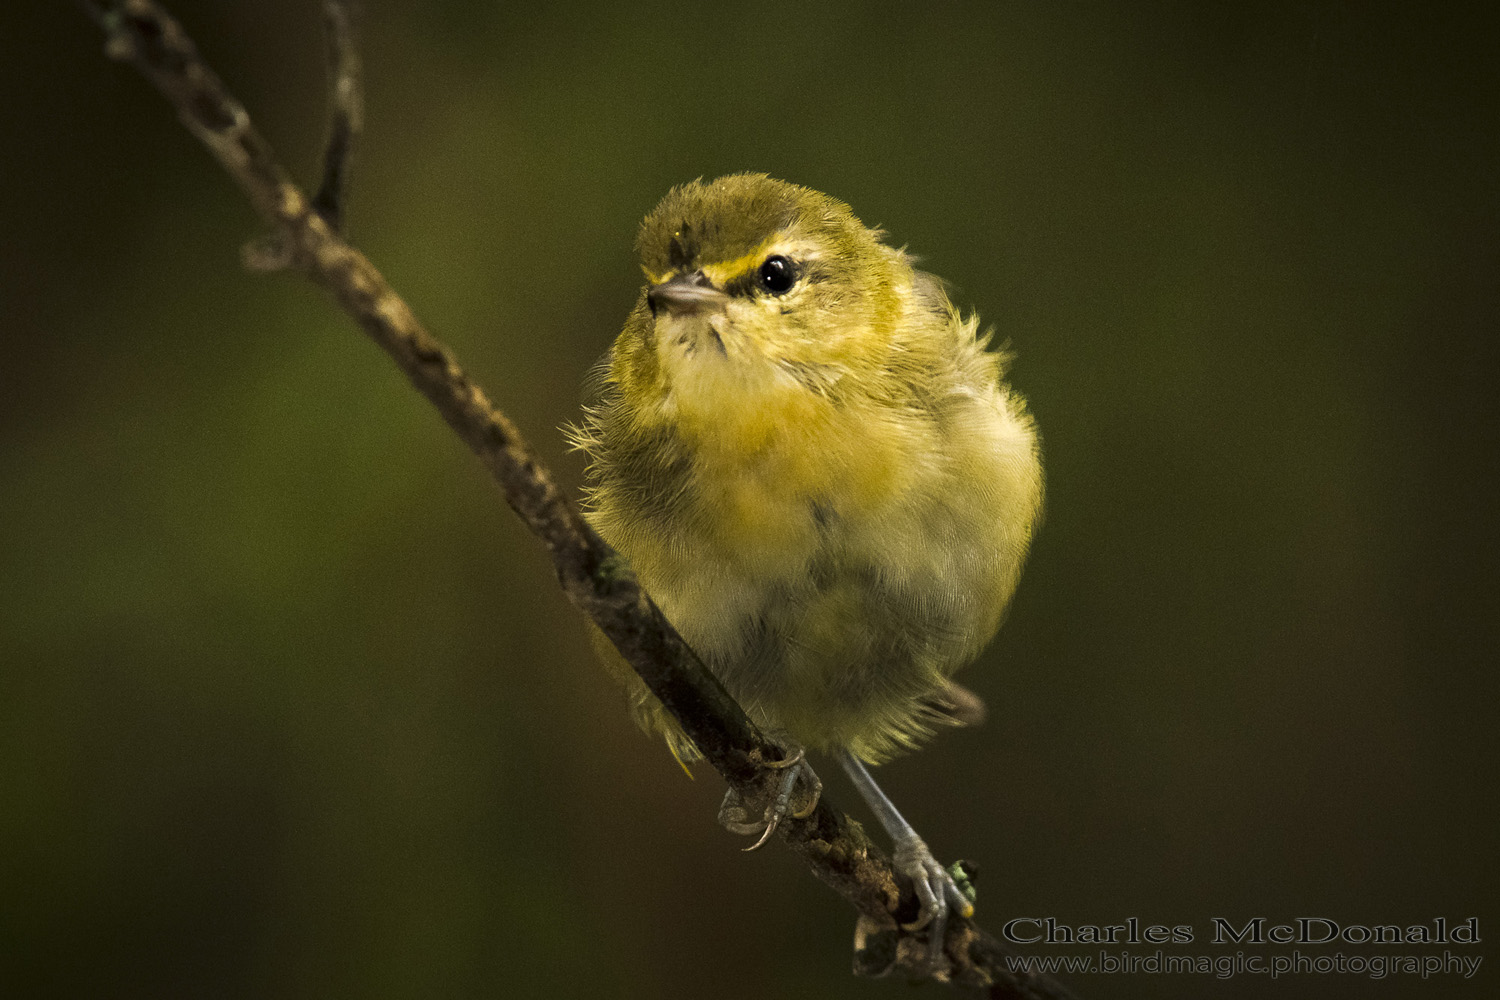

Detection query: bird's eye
(757, 255), (797, 295)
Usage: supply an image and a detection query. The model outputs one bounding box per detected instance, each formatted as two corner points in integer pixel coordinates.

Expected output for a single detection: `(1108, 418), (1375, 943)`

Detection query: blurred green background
(3, 2), (1495, 998)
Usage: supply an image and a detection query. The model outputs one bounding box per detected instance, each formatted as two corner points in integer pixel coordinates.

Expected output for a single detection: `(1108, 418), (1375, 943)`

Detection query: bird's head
(626, 174), (910, 398)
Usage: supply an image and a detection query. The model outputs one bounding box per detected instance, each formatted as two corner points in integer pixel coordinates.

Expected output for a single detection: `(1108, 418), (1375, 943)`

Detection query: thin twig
(244, 0), (361, 271)
(79, 4), (1077, 996)
(310, 0), (361, 231)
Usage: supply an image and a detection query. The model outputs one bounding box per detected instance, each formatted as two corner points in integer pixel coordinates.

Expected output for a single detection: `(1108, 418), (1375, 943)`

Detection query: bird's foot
(717, 747), (822, 850)
(891, 835), (977, 971)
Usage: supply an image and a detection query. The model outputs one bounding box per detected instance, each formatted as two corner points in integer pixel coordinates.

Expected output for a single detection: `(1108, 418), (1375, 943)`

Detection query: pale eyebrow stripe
(643, 236), (822, 288)
(700, 236), (782, 286)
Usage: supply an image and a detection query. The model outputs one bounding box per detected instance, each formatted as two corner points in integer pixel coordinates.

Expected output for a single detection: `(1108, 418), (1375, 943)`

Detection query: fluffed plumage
(571, 173), (1042, 765)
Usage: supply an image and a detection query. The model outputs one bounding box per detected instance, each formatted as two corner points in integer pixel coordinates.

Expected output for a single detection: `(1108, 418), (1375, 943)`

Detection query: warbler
(571, 173), (1042, 965)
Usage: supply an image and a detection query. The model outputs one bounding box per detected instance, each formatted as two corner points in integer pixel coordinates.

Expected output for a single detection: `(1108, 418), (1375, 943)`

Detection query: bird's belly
(599, 384), (1038, 761)
(648, 494), (993, 760)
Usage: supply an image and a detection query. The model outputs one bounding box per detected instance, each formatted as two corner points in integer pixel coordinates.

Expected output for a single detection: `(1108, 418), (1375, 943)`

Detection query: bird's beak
(648, 270), (728, 317)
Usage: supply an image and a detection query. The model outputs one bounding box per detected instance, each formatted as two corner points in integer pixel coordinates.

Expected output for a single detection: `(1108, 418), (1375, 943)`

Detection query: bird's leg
(717, 746), (823, 850)
(839, 749), (974, 971)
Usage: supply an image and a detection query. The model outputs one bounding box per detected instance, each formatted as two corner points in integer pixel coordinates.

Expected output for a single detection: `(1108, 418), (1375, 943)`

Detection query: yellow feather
(575, 174), (1042, 765)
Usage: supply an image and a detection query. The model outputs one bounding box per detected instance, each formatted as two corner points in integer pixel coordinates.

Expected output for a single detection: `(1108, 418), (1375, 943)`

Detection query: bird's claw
(892, 835), (975, 970)
(717, 748), (822, 850)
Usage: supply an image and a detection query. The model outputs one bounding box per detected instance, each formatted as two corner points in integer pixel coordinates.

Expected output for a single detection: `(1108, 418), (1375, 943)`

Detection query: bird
(570, 173), (1042, 967)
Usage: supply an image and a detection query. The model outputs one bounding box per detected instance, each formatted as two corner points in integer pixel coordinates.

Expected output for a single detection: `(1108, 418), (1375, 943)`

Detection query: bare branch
(79, 4), (1077, 996)
(311, 0), (361, 231)
(244, 0), (360, 272)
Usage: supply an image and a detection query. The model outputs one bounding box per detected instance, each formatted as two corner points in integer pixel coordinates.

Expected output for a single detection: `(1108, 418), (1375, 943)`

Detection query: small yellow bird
(572, 173), (1042, 964)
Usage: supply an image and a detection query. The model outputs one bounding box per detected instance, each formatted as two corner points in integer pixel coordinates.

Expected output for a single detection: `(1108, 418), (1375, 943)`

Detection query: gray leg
(839, 749), (973, 969)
